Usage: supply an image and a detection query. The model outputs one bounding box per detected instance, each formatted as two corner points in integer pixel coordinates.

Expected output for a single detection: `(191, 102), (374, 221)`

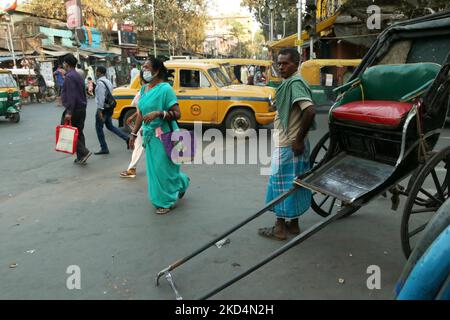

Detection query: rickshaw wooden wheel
(9, 113), (20, 123)
(309, 131), (361, 218)
(401, 146), (450, 259)
(310, 131), (331, 168)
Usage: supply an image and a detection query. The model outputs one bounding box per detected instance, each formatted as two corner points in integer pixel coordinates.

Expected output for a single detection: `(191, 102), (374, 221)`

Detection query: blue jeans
(95, 110), (128, 151)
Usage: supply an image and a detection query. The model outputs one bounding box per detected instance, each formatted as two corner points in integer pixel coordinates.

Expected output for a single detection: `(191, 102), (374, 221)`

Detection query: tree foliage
(341, 0), (450, 19)
(23, 0), (208, 54)
(114, 0), (208, 55)
(242, 0), (450, 41)
(242, 0), (301, 41)
(24, 0), (113, 28)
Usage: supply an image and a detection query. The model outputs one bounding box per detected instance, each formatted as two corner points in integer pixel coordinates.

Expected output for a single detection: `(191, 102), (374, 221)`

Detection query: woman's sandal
(156, 207), (173, 215)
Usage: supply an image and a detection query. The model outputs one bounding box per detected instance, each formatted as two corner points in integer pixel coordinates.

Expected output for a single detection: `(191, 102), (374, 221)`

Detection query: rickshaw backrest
(360, 63), (441, 101)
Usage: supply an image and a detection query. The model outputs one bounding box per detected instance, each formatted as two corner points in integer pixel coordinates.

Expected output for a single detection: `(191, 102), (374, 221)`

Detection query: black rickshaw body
(296, 10), (450, 208)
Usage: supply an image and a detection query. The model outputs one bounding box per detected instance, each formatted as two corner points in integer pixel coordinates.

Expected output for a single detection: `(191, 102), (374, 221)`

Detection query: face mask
(142, 70), (153, 82)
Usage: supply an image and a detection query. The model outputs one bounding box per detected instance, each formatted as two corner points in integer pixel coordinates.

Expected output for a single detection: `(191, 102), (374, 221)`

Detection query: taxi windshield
(208, 68), (231, 87)
(0, 73), (17, 88)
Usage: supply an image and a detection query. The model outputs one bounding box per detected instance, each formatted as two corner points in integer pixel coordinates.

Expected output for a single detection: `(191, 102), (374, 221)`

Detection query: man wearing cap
(61, 54), (92, 165)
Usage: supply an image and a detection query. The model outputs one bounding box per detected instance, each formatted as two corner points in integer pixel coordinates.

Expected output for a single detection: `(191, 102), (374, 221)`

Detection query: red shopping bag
(55, 122), (78, 154)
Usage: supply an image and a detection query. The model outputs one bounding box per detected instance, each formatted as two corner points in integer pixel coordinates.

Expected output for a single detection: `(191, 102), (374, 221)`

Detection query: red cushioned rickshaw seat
(332, 100), (414, 128)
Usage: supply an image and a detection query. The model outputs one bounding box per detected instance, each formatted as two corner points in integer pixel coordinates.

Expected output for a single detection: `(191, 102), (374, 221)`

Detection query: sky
(208, 0), (261, 34)
(208, 0), (250, 16)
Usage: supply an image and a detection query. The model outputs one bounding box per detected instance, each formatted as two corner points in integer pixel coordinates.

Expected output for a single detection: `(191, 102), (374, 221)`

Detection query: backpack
(98, 80), (117, 110)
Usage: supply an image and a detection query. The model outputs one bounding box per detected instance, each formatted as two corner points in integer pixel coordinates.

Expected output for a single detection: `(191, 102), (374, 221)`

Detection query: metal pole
(75, 30), (80, 61)
(151, 0), (157, 57)
(155, 186), (299, 286)
(297, 0), (302, 57)
(198, 204), (355, 300)
(270, 9), (273, 42)
(283, 20), (286, 38)
(6, 23), (16, 68)
(310, 0), (316, 59)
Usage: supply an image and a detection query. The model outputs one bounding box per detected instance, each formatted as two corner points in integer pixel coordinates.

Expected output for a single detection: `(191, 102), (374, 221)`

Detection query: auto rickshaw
(300, 59), (361, 106)
(0, 69), (21, 123)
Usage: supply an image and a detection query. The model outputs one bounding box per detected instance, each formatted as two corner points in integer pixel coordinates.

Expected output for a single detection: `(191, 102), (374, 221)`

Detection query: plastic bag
(55, 123), (78, 154)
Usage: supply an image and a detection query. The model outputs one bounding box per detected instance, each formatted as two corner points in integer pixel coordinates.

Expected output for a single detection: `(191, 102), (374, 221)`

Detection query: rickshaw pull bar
(155, 186), (300, 287)
(198, 205), (356, 300)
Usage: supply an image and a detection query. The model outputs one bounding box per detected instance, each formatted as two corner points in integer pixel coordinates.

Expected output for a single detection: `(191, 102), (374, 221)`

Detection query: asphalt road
(0, 100), (449, 300)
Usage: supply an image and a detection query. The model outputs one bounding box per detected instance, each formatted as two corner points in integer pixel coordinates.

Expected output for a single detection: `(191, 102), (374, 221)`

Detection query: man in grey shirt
(94, 66), (129, 155)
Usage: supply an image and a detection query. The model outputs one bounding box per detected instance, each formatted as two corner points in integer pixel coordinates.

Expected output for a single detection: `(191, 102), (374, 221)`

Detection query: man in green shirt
(259, 48), (316, 241)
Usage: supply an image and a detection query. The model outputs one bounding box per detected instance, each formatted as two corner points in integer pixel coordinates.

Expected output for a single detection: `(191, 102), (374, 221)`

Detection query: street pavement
(0, 100), (449, 300)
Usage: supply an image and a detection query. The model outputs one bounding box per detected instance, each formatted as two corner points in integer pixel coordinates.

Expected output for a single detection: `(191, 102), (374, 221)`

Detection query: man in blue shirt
(94, 66), (129, 154)
(61, 54), (92, 165)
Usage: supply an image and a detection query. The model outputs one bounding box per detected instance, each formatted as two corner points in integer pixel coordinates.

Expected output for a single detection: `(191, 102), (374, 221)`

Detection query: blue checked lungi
(265, 141), (312, 219)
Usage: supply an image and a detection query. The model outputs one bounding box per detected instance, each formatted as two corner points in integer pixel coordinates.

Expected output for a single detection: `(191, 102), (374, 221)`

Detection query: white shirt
(130, 68), (139, 82)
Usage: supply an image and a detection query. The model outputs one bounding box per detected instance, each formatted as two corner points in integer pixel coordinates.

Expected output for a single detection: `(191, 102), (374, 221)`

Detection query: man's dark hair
(96, 66), (107, 75)
(279, 48), (300, 66)
(63, 54), (78, 68)
(131, 64), (136, 68)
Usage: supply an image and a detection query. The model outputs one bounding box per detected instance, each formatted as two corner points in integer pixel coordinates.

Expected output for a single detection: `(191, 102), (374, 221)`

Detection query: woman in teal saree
(129, 59), (189, 214)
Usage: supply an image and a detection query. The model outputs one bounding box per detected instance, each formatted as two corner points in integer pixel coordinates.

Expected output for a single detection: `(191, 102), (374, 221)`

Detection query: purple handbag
(160, 120), (196, 163)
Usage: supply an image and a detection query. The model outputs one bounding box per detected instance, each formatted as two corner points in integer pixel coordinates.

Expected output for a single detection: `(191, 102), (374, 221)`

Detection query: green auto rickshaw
(0, 69), (21, 123)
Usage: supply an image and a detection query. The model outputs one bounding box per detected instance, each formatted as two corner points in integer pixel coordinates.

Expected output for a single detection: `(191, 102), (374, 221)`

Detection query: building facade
(204, 13), (254, 57)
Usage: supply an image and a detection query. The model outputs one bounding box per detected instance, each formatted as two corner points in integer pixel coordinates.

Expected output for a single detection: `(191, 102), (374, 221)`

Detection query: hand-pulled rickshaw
(156, 10), (450, 300)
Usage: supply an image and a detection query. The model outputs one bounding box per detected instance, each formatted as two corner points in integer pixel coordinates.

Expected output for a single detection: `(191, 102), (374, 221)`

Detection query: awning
(0, 55), (24, 62)
(268, 13), (340, 49)
(41, 50), (69, 57)
(0, 52), (37, 62)
(64, 48), (120, 60)
(91, 54), (108, 59)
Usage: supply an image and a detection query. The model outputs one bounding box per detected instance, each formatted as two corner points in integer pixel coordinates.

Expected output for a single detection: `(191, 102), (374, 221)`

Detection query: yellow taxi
(222, 58), (282, 87)
(112, 61), (276, 135)
(189, 58), (282, 87)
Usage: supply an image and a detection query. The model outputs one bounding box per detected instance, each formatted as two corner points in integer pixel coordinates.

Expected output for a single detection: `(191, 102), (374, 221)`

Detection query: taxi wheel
(225, 108), (256, 137)
(9, 113), (20, 123)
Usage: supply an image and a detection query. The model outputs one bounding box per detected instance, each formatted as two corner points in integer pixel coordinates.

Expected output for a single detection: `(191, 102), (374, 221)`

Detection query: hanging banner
(0, 0), (17, 13)
(39, 61), (54, 86)
(65, 0), (82, 29)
